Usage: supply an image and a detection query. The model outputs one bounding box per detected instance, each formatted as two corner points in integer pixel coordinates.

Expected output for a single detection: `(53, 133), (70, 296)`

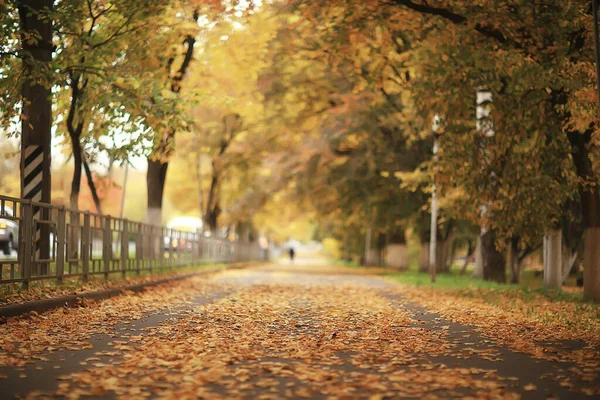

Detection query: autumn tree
(146, 4), (201, 225)
(1, 0), (53, 209)
(281, 0), (599, 296)
(166, 9), (279, 233)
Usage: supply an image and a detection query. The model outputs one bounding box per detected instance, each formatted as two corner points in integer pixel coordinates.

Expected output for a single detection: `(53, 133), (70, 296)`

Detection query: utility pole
(19, 0), (53, 275)
(429, 128), (439, 283)
(119, 162), (129, 218)
(473, 89), (494, 278)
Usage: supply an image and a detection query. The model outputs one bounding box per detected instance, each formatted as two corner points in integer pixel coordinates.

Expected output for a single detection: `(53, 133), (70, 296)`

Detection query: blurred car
(163, 216), (203, 251)
(0, 206), (18, 255)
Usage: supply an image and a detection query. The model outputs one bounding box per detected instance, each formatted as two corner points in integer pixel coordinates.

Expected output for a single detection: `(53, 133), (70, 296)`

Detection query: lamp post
(429, 116), (441, 283)
(119, 162), (129, 219)
(429, 135), (439, 283)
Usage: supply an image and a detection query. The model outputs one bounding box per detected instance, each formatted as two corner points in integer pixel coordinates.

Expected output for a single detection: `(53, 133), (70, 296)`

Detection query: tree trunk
(83, 158), (102, 214)
(419, 241), (429, 272)
(204, 168), (221, 234)
(386, 230), (407, 269)
(69, 137), (82, 260)
(195, 152), (204, 229)
(435, 239), (446, 273)
(435, 235), (455, 273)
(146, 159), (168, 225)
(434, 231), (455, 273)
(583, 227), (600, 300)
(543, 230), (562, 289)
(507, 241), (518, 284)
(569, 132), (600, 302)
(473, 235), (484, 278)
(446, 235), (456, 271)
(204, 207), (220, 234)
(363, 223), (372, 266)
(569, 133), (600, 301)
(344, 238), (350, 262)
(460, 239), (474, 274)
(19, 0), (53, 277)
(561, 247), (578, 285)
(481, 229), (506, 283)
(145, 18), (198, 228)
(69, 143), (82, 210)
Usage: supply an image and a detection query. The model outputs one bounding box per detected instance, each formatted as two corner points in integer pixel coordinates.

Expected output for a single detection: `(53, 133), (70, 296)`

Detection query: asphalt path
(0, 257), (598, 399)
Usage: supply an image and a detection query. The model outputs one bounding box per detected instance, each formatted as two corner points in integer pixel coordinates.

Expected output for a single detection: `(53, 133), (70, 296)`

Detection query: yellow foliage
(322, 237), (341, 259)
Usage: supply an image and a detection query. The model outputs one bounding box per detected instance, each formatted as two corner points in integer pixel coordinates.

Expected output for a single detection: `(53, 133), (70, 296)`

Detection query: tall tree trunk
(146, 159), (168, 225)
(19, 0), (53, 277)
(569, 133), (600, 301)
(481, 229), (506, 283)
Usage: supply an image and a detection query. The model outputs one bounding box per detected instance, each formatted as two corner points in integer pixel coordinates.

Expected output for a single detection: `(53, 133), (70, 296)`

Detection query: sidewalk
(1, 260), (598, 399)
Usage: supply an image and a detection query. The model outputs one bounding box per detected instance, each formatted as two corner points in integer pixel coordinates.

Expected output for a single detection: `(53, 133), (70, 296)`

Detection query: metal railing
(0, 194), (271, 288)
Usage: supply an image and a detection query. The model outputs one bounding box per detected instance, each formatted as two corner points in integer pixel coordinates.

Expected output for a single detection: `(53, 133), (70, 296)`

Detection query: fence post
(81, 212), (90, 282)
(20, 202), (34, 289)
(55, 207), (66, 283)
(192, 233), (198, 266)
(167, 228), (173, 268)
(121, 219), (129, 279)
(151, 225), (157, 271)
(103, 216), (111, 280)
(136, 222), (142, 275)
(148, 225), (153, 274)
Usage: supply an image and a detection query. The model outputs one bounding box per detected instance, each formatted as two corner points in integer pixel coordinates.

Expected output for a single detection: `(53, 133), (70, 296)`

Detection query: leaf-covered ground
(0, 262), (251, 307)
(1, 259), (598, 399)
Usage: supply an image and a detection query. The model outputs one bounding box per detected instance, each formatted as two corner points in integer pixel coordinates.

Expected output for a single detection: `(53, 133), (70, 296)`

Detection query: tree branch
(89, 12), (140, 49)
(83, 156), (103, 214)
(390, 0), (520, 49)
(380, 88), (402, 112)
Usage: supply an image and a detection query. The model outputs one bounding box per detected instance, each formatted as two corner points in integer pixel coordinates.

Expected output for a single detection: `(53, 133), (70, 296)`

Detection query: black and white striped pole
(23, 144), (46, 262)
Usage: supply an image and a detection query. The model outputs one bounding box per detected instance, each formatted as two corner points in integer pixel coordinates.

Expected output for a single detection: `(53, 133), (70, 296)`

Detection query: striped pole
(23, 145), (44, 260)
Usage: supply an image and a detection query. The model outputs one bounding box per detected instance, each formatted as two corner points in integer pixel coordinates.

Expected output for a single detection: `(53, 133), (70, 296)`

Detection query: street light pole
(429, 118), (440, 283)
(119, 162), (129, 219)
